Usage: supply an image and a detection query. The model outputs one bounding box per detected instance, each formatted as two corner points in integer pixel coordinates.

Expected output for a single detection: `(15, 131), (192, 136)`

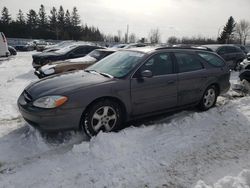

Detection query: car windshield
(55, 45), (77, 54)
(86, 50), (145, 78)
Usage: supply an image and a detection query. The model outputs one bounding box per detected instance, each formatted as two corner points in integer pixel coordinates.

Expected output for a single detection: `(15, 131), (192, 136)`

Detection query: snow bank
(1, 53), (250, 187)
(195, 169), (250, 188)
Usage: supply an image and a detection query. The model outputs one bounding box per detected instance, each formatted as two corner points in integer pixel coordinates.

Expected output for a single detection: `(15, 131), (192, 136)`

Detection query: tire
(199, 85), (218, 111)
(81, 100), (123, 137)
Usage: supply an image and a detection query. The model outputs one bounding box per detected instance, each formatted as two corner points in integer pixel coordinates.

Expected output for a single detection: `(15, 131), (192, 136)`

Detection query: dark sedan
(18, 47), (230, 137)
(203, 44), (246, 70)
(32, 44), (104, 69)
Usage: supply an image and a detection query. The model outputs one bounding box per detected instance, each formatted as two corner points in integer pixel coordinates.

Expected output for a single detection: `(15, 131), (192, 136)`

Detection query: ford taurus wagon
(18, 47), (230, 137)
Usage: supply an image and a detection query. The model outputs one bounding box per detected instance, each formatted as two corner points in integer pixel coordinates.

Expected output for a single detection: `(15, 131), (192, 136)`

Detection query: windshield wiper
(84, 70), (113, 78)
(99, 72), (113, 78)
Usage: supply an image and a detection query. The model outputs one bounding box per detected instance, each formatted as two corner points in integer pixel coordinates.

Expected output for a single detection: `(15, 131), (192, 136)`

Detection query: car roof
(124, 45), (213, 54)
(202, 44), (239, 51)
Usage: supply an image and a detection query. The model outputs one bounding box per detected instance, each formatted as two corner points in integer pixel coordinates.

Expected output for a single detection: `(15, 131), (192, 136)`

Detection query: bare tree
(167, 36), (178, 44)
(148, 28), (161, 44)
(129, 33), (137, 43)
(117, 30), (122, 42)
(236, 19), (250, 45)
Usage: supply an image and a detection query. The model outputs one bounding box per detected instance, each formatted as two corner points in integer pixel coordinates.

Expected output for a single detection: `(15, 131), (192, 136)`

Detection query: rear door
(173, 52), (207, 106)
(130, 52), (178, 115)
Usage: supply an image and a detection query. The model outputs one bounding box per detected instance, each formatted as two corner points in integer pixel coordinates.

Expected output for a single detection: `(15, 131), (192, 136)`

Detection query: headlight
(33, 96), (68, 108)
(43, 68), (55, 75)
(41, 64), (56, 75)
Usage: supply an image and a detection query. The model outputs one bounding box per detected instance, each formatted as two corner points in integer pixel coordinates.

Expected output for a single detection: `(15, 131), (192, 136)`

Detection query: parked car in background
(123, 43), (148, 49)
(203, 44), (246, 70)
(245, 45), (250, 53)
(0, 32), (9, 57)
(111, 44), (127, 48)
(111, 43), (148, 49)
(14, 42), (35, 51)
(35, 48), (117, 78)
(8, 46), (17, 56)
(18, 46), (230, 137)
(32, 43), (104, 70)
(43, 41), (74, 52)
(235, 44), (249, 54)
(36, 41), (53, 52)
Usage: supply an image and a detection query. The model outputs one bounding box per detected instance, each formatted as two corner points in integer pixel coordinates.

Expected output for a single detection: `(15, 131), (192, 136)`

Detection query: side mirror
(141, 70), (153, 78)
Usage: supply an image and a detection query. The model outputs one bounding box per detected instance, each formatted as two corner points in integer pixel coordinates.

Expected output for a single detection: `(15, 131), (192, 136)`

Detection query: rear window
(198, 52), (225, 67)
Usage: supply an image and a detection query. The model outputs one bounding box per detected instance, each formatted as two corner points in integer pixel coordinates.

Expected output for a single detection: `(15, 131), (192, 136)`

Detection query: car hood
(33, 52), (59, 58)
(25, 71), (111, 99)
(68, 55), (96, 63)
(47, 55), (97, 66)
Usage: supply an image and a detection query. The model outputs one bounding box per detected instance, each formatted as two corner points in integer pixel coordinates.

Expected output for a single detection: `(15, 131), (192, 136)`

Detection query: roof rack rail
(155, 45), (213, 52)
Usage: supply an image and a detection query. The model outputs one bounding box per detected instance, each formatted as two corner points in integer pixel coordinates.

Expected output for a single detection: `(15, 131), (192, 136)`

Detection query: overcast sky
(1, 0), (250, 41)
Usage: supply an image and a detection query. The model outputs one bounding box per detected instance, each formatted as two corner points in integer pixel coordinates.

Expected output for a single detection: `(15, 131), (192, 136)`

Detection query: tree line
(167, 16), (250, 45)
(0, 5), (104, 41)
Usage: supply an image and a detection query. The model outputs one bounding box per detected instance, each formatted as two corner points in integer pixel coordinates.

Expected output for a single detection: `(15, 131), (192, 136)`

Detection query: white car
(0, 32), (9, 57)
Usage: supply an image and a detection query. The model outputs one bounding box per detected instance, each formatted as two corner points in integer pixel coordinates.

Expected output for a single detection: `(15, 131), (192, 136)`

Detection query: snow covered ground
(0, 52), (250, 188)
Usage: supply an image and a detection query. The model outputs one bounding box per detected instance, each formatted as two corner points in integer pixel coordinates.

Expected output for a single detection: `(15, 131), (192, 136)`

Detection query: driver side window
(140, 53), (173, 76)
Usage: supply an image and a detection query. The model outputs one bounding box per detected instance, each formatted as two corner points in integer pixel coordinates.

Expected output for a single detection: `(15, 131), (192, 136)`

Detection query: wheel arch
(79, 96), (127, 130)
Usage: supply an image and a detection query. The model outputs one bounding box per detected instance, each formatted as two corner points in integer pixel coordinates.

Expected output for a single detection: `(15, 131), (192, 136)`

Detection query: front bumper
(34, 70), (46, 79)
(18, 93), (84, 132)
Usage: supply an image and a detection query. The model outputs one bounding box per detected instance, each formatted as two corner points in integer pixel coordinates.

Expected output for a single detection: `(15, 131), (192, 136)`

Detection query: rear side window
(174, 53), (203, 73)
(197, 52), (225, 67)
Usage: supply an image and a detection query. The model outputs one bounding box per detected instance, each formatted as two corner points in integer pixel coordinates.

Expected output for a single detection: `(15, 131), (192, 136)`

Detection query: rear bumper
(18, 94), (84, 132)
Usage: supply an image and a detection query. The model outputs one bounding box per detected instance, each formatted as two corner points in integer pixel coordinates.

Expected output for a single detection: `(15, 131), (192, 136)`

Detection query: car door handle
(167, 80), (175, 85)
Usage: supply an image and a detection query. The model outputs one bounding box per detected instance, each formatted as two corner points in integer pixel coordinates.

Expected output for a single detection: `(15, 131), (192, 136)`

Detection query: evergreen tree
(38, 4), (48, 27)
(218, 16), (236, 44)
(57, 6), (65, 39)
(71, 7), (80, 27)
(26, 9), (38, 37)
(16, 9), (25, 24)
(64, 10), (72, 39)
(1, 7), (11, 24)
(49, 7), (58, 39)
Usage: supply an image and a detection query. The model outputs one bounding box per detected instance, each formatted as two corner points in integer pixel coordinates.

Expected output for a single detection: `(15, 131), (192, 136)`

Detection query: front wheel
(81, 100), (123, 137)
(199, 85), (218, 111)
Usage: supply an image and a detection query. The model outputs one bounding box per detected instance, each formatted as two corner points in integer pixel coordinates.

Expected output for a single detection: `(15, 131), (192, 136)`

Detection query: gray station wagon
(18, 47), (230, 137)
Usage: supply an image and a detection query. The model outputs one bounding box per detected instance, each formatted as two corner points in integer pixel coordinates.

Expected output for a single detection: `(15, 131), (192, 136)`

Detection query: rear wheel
(199, 85), (218, 111)
(81, 100), (123, 137)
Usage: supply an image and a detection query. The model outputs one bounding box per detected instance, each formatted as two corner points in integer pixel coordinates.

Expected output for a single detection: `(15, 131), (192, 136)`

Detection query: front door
(130, 52), (178, 116)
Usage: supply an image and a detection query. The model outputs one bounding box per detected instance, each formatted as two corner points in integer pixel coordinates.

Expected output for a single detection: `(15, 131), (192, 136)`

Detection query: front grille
(23, 90), (33, 103)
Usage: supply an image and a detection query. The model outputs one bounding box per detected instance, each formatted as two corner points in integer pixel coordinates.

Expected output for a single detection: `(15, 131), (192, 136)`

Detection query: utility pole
(126, 24), (129, 43)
